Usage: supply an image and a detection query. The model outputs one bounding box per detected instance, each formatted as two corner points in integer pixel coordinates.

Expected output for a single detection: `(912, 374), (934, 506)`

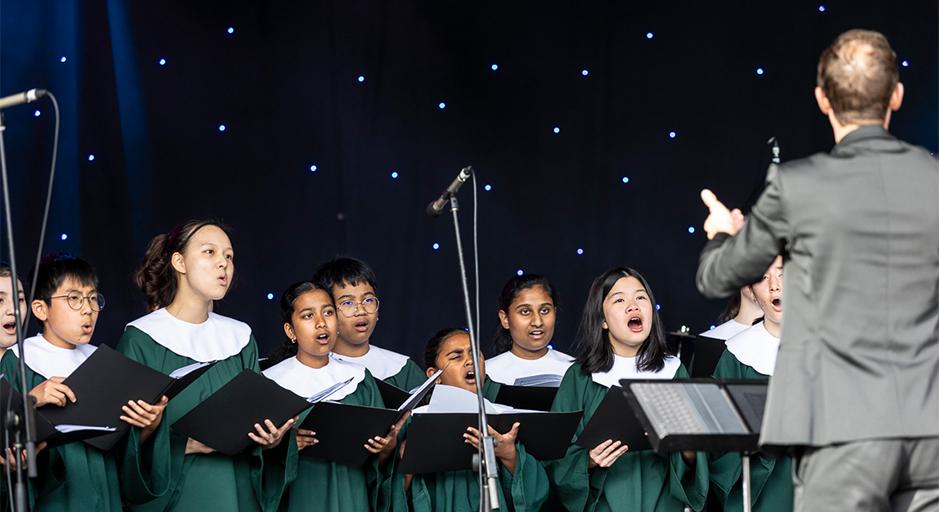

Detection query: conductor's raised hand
(249, 417), (296, 449)
(588, 439), (628, 469)
(700, 189), (743, 239)
(29, 377), (77, 407)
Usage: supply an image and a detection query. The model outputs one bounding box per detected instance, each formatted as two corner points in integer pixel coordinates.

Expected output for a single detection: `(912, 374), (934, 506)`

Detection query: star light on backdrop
(484, 184), (492, 191)
(60, 233), (68, 241)
(158, 58), (166, 66)
(390, 171), (399, 179)
(218, 124), (227, 132)
(437, 101), (446, 109)
(432, 243), (440, 250)
(516, 269), (524, 276)
(59, 56), (67, 63)
(491, 63), (499, 71)
(87, 154), (95, 161)
(33, 110), (40, 117)
(309, 164), (318, 172)
(581, 69), (589, 76)
(227, 26), (235, 34)
(621, 176), (630, 184)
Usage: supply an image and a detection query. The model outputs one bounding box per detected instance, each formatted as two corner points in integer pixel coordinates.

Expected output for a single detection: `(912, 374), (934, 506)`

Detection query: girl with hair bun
(263, 281), (401, 511)
(116, 220), (295, 511)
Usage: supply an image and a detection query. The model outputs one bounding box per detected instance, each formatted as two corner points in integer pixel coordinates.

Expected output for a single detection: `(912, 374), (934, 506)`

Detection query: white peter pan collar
(485, 348), (575, 385)
(329, 344), (408, 380)
(724, 322), (780, 376)
(263, 356), (365, 401)
(126, 308), (251, 362)
(591, 354), (680, 388)
(10, 334), (97, 379)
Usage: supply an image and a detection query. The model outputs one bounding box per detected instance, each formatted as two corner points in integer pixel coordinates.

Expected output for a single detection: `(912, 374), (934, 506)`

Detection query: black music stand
(620, 379), (767, 512)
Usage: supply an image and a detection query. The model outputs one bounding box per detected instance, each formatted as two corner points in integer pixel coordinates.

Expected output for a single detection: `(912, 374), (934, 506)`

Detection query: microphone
(426, 166), (473, 217)
(0, 89), (47, 110)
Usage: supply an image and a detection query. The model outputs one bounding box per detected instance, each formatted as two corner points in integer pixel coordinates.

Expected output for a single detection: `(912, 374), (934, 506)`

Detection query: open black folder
(172, 370), (313, 456)
(37, 345), (217, 451)
(0, 376), (117, 447)
(299, 369), (442, 466)
(400, 410), (582, 474)
(675, 333), (727, 378)
(574, 385), (652, 452)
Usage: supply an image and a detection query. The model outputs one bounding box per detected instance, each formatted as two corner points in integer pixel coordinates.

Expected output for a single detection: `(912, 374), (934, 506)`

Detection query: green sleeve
(499, 443), (549, 511)
(385, 358), (426, 391)
(544, 365), (597, 511)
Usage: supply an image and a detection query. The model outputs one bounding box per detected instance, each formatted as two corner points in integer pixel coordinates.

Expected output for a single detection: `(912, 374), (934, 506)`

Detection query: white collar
(263, 356), (365, 401)
(700, 319), (751, 340)
(591, 354), (680, 388)
(485, 348), (575, 385)
(725, 322), (780, 376)
(9, 334), (97, 379)
(329, 344), (408, 379)
(126, 308), (251, 362)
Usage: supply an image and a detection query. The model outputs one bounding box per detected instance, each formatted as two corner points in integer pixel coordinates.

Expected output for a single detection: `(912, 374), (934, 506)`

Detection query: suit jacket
(696, 125), (939, 448)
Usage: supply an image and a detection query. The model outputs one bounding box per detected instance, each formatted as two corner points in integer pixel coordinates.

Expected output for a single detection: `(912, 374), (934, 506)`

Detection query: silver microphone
(426, 166), (473, 217)
(0, 89), (47, 110)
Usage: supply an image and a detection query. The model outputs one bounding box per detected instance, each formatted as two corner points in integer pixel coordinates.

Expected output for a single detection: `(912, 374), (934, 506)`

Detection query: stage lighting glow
(357, 75), (365, 83)
(432, 243), (440, 250)
(516, 269), (524, 276)
(34, 110), (40, 117)
(901, 60), (909, 68)
(656, 304), (661, 311)
(668, 131), (677, 139)
(266, 293), (274, 300)
(621, 176), (630, 184)
(646, 32), (654, 39)
(756, 67), (764, 75)
(688, 226), (695, 234)
(491, 64), (499, 71)
(710, 324), (716, 330)
(159, 58), (166, 66)
(309, 164), (318, 172)
(60, 56), (67, 63)
(218, 124), (227, 132)
(576, 248), (584, 255)
(553, 126), (560, 134)
(818, 5), (826, 12)
(60, 233), (68, 241)
(484, 184), (492, 191)
(87, 154), (95, 161)
(581, 69), (589, 76)
(438, 102), (446, 109)
(391, 171), (399, 179)
(227, 27), (235, 34)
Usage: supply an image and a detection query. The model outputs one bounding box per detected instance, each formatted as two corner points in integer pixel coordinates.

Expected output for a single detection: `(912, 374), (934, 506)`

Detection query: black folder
(494, 384), (558, 411)
(400, 410), (582, 474)
(171, 370), (313, 456)
(0, 376), (117, 447)
(37, 345), (214, 451)
(672, 333), (726, 378)
(375, 379), (411, 410)
(299, 369), (442, 465)
(574, 386), (651, 451)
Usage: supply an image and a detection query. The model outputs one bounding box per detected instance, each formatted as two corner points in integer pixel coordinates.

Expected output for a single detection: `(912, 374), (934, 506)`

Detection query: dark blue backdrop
(1, 0), (936, 361)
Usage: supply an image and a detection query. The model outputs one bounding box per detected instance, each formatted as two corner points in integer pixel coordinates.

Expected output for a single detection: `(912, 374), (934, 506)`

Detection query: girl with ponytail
(116, 220), (295, 511)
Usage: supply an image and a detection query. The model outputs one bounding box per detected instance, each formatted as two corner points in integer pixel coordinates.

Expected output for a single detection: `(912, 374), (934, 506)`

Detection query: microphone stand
(0, 112), (39, 512)
(447, 194), (500, 511)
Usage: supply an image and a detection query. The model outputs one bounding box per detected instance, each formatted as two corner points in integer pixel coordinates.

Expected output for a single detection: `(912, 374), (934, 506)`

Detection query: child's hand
(295, 428), (318, 451)
(121, 396), (169, 443)
(185, 437), (215, 455)
(0, 442), (46, 472)
(365, 412), (409, 465)
(249, 417), (296, 449)
(464, 422), (521, 474)
(588, 439), (628, 469)
(29, 377), (76, 407)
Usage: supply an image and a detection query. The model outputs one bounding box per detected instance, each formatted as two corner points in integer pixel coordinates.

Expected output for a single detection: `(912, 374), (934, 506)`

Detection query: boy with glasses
(313, 257), (425, 391)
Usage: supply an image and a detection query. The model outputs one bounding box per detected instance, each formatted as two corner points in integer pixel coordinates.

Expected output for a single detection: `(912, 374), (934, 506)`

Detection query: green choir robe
(272, 367), (393, 512)
(395, 379), (550, 512)
(117, 326), (292, 511)
(0, 350), (123, 511)
(385, 359), (427, 393)
(546, 362), (709, 512)
(709, 351), (793, 512)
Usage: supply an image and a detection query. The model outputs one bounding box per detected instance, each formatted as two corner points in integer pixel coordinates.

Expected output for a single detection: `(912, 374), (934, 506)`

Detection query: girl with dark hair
(709, 256), (792, 512)
(263, 281), (401, 511)
(486, 274), (574, 387)
(116, 220), (295, 511)
(394, 328), (549, 512)
(546, 267), (709, 512)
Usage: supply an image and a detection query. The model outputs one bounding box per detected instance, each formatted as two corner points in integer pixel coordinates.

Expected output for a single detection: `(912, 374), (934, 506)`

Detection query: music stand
(620, 379), (767, 512)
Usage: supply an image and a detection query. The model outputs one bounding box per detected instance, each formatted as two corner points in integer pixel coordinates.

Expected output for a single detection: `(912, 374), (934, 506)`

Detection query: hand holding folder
(171, 370), (312, 456)
(298, 369), (442, 466)
(575, 385), (651, 452)
(30, 346), (217, 451)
